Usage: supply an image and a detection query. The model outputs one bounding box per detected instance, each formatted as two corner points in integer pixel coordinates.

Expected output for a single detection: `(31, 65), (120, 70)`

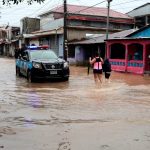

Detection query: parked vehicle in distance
(16, 46), (70, 82)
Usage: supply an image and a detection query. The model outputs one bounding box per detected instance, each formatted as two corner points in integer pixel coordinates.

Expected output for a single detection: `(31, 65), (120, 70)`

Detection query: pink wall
(106, 39), (150, 74)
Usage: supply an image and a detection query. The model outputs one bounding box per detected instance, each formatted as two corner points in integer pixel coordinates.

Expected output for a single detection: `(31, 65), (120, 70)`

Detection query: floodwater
(0, 57), (150, 150)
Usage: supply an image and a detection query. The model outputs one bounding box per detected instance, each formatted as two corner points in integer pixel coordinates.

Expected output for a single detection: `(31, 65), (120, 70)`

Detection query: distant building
(20, 17), (40, 34)
(22, 4), (134, 58)
(127, 3), (150, 28)
(19, 17), (40, 47)
(0, 26), (20, 56)
(39, 4), (134, 41)
(0, 28), (7, 55)
(69, 29), (137, 65)
(106, 25), (150, 75)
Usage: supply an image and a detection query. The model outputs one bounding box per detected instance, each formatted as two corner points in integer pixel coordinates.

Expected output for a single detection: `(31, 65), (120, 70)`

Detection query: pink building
(106, 25), (150, 74)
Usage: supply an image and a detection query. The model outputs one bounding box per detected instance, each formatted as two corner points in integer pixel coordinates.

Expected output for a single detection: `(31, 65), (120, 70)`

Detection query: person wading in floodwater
(89, 52), (103, 84)
(103, 58), (112, 83)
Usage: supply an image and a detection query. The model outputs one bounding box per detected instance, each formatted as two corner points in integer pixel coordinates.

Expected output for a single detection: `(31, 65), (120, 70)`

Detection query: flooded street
(0, 57), (150, 150)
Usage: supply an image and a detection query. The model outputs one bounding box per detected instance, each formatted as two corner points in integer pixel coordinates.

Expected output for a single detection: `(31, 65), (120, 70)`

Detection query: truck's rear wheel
(16, 67), (21, 77)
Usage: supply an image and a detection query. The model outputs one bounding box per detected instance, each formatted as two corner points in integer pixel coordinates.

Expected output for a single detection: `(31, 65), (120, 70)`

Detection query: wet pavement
(0, 57), (150, 150)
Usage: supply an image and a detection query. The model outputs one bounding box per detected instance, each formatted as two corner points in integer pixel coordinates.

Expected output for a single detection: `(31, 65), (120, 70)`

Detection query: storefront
(106, 38), (150, 74)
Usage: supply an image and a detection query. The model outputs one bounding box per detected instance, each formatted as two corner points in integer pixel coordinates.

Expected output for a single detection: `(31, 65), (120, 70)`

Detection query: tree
(2, 0), (45, 5)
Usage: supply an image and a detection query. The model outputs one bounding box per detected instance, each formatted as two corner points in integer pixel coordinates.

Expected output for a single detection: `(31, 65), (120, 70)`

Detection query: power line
(71, 0), (106, 14)
(29, 0), (55, 16)
(110, 0), (149, 13)
(0, 0), (62, 26)
(28, 0), (106, 28)
(111, 0), (149, 7)
(39, 1), (106, 28)
(1, 0), (149, 26)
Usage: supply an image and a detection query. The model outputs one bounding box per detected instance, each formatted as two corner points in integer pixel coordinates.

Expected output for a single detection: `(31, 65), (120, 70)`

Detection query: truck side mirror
(23, 56), (28, 60)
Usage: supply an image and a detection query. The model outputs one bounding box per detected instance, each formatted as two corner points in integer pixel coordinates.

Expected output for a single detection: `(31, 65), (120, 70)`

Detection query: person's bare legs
(94, 74), (102, 87)
(94, 74), (98, 83)
(98, 74), (102, 83)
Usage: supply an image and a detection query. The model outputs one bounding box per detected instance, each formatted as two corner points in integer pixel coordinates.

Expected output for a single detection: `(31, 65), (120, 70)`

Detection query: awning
(11, 39), (19, 42)
(24, 27), (63, 38)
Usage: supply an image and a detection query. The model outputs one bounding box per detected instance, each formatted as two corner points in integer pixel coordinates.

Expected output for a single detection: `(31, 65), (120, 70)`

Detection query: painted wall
(58, 35), (63, 57)
(75, 46), (84, 64)
(107, 39), (150, 74)
(130, 28), (150, 38)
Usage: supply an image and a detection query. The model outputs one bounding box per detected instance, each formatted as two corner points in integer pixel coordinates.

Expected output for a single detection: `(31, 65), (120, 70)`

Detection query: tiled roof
(40, 4), (132, 19)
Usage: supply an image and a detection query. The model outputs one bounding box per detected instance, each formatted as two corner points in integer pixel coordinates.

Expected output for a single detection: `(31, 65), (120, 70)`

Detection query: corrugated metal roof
(69, 29), (138, 45)
(126, 24), (150, 37)
(127, 3), (150, 14)
(24, 28), (63, 38)
(39, 4), (132, 19)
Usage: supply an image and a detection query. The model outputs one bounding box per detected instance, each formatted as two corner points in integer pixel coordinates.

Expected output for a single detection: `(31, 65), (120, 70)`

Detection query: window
(110, 43), (126, 59)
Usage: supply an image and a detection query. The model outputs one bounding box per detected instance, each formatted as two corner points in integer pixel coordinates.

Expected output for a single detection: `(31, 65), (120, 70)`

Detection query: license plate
(50, 70), (57, 74)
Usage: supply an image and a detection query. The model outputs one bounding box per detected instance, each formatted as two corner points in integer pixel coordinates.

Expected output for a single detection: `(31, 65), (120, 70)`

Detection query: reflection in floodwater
(27, 91), (42, 108)
(0, 58), (150, 150)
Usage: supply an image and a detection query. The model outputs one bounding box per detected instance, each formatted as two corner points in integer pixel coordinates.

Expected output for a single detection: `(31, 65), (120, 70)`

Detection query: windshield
(30, 50), (58, 60)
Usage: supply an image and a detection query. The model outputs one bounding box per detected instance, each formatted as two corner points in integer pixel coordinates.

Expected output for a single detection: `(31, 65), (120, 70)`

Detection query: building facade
(127, 3), (150, 28)
(106, 25), (150, 75)
(0, 26), (20, 57)
(23, 4), (134, 60)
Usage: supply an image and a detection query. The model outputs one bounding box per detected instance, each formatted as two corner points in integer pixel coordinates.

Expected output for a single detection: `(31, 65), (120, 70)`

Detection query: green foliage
(2, 0), (45, 5)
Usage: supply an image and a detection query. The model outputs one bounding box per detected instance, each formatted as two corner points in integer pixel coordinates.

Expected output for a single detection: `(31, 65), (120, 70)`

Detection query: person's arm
(100, 57), (104, 64)
(89, 57), (96, 65)
(87, 62), (90, 75)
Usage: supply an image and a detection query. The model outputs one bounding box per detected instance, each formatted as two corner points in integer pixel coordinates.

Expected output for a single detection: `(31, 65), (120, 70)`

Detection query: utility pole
(105, 0), (112, 59)
(106, 0), (112, 40)
(0, 7), (1, 19)
(55, 29), (57, 50)
(63, 0), (68, 61)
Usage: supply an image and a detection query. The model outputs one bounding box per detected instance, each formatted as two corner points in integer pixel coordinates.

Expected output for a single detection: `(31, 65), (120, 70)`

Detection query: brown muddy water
(0, 57), (150, 150)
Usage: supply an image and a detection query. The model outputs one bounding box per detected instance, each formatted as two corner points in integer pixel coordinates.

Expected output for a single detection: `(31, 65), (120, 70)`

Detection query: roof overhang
(24, 28), (63, 38)
(106, 37), (150, 41)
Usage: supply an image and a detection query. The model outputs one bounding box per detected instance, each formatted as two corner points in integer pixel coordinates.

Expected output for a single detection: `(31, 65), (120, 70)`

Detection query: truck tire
(16, 66), (21, 77)
(27, 71), (34, 83)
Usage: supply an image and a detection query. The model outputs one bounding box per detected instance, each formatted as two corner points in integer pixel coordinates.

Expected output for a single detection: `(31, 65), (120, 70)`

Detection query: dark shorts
(93, 69), (102, 74)
(105, 72), (111, 79)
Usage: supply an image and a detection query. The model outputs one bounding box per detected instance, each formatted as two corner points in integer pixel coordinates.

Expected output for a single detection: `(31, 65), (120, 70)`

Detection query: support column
(63, 0), (68, 61)
(145, 15), (148, 26)
(106, 42), (110, 59)
(105, 0), (112, 59)
(125, 44), (128, 72)
(143, 44), (146, 73)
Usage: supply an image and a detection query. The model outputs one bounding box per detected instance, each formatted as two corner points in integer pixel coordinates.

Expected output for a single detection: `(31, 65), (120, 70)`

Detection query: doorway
(145, 44), (150, 71)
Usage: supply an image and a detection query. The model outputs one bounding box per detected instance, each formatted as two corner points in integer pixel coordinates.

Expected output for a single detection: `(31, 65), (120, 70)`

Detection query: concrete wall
(21, 17), (40, 34)
(75, 46), (84, 64)
(58, 35), (63, 57)
(29, 38), (39, 46)
(68, 28), (106, 41)
(40, 16), (63, 31)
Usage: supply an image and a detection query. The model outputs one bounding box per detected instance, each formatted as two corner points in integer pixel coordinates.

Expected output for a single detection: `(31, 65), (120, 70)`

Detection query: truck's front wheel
(27, 71), (34, 83)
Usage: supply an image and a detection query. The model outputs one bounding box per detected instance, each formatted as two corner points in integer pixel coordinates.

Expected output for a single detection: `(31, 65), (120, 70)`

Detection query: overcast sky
(0, 0), (149, 27)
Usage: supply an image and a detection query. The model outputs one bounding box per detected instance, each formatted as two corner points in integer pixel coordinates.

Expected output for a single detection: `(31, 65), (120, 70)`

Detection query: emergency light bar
(27, 45), (49, 50)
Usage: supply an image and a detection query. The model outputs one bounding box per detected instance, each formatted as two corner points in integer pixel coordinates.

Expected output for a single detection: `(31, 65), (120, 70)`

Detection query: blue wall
(130, 27), (150, 38)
